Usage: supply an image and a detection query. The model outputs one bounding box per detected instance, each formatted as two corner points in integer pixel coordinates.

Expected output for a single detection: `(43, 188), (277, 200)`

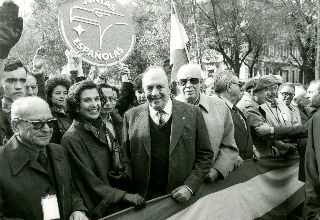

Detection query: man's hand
(171, 185), (192, 203)
(0, 1), (23, 59)
(234, 156), (244, 167)
(122, 193), (146, 209)
(255, 123), (271, 136)
(253, 146), (260, 159)
(33, 47), (47, 73)
(69, 211), (88, 220)
(204, 168), (219, 183)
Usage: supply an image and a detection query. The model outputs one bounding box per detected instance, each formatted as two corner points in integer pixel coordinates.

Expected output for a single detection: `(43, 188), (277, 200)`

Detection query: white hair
(294, 86), (307, 97)
(11, 96), (50, 121)
(177, 64), (203, 80)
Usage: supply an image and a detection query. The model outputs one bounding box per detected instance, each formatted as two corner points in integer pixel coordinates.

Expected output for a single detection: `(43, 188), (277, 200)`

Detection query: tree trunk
(302, 65), (315, 85)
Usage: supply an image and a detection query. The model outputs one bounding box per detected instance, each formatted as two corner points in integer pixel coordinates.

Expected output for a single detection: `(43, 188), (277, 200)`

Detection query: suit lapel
(170, 101), (186, 155)
(47, 144), (66, 218)
(139, 104), (152, 158)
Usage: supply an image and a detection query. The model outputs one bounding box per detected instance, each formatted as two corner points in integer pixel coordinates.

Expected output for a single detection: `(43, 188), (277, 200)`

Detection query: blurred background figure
(278, 82), (301, 125)
(45, 75), (72, 144)
(25, 74), (38, 97)
(293, 86), (311, 124)
(204, 77), (215, 96)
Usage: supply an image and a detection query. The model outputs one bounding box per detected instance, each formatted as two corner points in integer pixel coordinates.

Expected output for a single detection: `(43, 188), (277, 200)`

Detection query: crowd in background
(2, 1), (320, 220)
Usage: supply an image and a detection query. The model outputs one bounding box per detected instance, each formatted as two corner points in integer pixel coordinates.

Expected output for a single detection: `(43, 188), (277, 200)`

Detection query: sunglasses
(14, 118), (57, 130)
(178, 78), (200, 86)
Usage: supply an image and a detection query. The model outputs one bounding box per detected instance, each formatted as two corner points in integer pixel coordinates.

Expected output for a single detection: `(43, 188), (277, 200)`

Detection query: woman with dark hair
(61, 80), (145, 219)
(45, 75), (72, 144)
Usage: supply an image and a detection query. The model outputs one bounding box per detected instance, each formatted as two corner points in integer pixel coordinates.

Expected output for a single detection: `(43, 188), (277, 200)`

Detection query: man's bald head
(142, 67), (169, 89)
(142, 67), (170, 111)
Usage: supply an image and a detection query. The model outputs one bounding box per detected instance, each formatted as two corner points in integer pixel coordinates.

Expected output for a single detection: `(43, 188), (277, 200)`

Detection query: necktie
(158, 110), (166, 127)
(233, 106), (247, 131)
(38, 150), (48, 171)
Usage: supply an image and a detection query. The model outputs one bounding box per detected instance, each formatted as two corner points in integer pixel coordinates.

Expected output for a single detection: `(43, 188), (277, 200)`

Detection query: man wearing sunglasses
(0, 96), (88, 220)
(175, 64), (238, 183)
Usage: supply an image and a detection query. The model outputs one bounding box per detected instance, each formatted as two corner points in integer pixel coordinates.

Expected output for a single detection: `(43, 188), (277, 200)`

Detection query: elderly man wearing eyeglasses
(0, 96), (89, 220)
(175, 64), (239, 183)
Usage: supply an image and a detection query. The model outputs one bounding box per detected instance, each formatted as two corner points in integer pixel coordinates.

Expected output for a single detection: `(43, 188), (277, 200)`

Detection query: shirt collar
(198, 94), (210, 113)
(2, 97), (12, 113)
(149, 98), (173, 117)
(221, 97), (233, 109)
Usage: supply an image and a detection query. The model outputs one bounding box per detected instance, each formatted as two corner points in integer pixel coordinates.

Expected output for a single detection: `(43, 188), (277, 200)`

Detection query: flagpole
(192, 0), (203, 68)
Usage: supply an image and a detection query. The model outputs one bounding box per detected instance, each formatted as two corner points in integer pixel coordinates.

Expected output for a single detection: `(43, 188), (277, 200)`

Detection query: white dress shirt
(149, 99), (173, 125)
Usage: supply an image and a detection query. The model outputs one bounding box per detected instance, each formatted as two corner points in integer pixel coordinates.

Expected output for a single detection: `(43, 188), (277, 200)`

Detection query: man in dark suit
(99, 83), (123, 141)
(304, 80), (320, 219)
(0, 96), (88, 220)
(122, 67), (213, 202)
(214, 71), (259, 161)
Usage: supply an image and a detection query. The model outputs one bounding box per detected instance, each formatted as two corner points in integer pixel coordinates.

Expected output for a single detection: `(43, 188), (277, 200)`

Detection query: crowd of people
(1, 1), (320, 220)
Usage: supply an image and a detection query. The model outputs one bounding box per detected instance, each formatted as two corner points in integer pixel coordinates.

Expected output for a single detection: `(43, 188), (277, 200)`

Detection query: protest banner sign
(102, 156), (304, 220)
(59, 0), (135, 66)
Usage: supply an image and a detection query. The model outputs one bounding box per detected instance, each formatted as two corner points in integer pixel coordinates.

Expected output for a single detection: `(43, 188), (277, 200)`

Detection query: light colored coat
(176, 94), (238, 178)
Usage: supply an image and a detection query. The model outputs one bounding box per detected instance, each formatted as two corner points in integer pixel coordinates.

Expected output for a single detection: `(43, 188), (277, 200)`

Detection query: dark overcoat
(0, 135), (87, 220)
(304, 109), (320, 219)
(61, 120), (127, 219)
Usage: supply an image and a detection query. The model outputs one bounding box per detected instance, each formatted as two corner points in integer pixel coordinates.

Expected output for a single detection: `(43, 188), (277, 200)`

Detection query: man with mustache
(0, 96), (88, 220)
(122, 67), (213, 202)
(175, 64), (238, 181)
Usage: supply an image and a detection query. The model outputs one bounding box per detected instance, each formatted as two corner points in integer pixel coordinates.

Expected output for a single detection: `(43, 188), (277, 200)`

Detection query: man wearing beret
(237, 75), (307, 157)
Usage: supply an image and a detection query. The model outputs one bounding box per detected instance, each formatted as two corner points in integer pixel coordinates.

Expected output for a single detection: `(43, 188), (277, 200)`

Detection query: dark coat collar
(6, 135), (64, 176)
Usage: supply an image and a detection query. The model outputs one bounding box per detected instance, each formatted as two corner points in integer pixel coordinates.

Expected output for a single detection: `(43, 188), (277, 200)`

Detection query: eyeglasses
(280, 92), (294, 98)
(229, 82), (241, 87)
(14, 117), (57, 130)
(178, 78), (200, 86)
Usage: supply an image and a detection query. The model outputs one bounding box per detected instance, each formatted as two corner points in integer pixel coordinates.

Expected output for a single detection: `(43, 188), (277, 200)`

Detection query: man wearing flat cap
(237, 75), (307, 157)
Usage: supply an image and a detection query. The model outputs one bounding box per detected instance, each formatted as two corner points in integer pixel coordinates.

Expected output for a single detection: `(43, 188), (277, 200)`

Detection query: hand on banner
(122, 193), (146, 209)
(255, 123), (271, 136)
(171, 185), (192, 203)
(234, 156), (244, 168)
(253, 146), (260, 160)
(69, 211), (88, 220)
(0, 1), (23, 59)
(204, 168), (220, 183)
